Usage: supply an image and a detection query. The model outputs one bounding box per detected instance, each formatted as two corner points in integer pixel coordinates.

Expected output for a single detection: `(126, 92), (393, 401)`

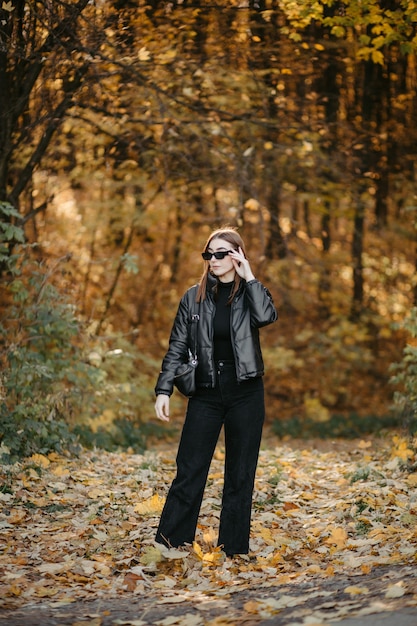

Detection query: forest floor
(1, 429), (417, 625)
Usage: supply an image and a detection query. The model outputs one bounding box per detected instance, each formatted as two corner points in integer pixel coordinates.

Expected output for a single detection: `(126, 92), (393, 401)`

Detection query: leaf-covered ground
(1, 433), (417, 625)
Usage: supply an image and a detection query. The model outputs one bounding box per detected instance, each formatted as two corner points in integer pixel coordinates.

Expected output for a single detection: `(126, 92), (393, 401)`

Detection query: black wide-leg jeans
(155, 362), (265, 556)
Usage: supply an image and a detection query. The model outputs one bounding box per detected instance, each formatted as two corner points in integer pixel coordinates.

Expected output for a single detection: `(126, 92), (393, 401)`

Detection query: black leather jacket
(155, 276), (278, 396)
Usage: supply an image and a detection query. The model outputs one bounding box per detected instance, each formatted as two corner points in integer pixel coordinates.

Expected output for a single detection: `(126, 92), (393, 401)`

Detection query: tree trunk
(351, 194), (365, 320)
(318, 201), (331, 316)
(0, 0), (90, 206)
(265, 182), (287, 260)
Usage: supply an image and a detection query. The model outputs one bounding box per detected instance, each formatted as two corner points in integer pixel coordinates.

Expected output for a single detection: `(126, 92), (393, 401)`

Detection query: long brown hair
(196, 227), (247, 303)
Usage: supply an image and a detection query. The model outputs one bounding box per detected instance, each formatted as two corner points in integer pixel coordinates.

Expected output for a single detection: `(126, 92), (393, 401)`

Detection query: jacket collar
(207, 273), (218, 291)
(207, 273), (243, 297)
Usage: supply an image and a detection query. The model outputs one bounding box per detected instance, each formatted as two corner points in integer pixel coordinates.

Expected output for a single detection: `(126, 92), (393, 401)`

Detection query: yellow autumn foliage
(134, 493), (164, 515)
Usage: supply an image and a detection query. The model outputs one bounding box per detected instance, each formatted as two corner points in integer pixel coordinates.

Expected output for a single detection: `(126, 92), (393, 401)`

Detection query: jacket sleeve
(244, 279), (278, 328)
(154, 288), (195, 396)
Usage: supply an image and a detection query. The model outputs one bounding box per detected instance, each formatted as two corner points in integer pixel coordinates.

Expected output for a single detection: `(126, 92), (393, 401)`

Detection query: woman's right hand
(155, 394), (170, 422)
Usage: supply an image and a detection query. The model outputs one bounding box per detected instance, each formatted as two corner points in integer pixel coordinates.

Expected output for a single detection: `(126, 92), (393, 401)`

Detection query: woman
(154, 227), (277, 557)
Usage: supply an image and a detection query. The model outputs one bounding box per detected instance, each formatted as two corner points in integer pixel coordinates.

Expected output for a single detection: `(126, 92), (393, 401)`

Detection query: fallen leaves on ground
(1, 434), (417, 624)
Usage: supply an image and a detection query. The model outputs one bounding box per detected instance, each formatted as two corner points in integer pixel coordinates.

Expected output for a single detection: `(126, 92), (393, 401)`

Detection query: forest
(1, 0), (417, 460)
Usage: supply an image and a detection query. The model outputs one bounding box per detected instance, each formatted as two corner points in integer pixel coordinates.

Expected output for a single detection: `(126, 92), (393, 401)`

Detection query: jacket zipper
(230, 297), (239, 380)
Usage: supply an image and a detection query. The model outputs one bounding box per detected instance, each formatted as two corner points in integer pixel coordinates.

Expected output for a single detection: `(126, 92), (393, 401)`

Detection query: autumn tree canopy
(1, 0), (417, 453)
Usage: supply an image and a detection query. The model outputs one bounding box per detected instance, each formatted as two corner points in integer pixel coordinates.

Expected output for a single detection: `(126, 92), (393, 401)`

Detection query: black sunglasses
(201, 250), (232, 261)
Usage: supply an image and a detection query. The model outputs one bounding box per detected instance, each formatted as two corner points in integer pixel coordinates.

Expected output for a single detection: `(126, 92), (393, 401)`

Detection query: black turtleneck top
(213, 280), (235, 361)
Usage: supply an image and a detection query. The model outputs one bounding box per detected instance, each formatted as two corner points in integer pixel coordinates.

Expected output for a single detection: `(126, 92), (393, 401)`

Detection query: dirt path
(1, 563), (416, 625)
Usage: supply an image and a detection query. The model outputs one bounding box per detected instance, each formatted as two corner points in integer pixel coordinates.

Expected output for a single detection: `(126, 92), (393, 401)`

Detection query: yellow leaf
(268, 551), (284, 566)
(391, 437), (414, 461)
(134, 493), (164, 515)
(202, 526), (217, 545)
(138, 46), (151, 61)
(192, 542), (223, 564)
(208, 471), (223, 480)
(51, 464), (70, 477)
(204, 549), (224, 565)
(259, 527), (273, 541)
(193, 541), (204, 560)
(371, 49), (384, 65)
(304, 396), (330, 422)
(157, 49), (177, 64)
(139, 545), (163, 566)
(28, 453), (50, 468)
(35, 586), (59, 597)
(244, 198), (260, 211)
(87, 488), (107, 499)
(344, 585), (369, 595)
(90, 409), (116, 433)
(326, 527), (348, 549)
(243, 600), (260, 613)
(8, 509), (26, 524)
(47, 452), (62, 461)
(406, 473), (417, 486)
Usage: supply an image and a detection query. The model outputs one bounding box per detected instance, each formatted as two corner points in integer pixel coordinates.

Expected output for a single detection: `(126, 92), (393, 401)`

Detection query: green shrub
(0, 202), (25, 273)
(71, 339), (164, 453)
(390, 307), (417, 435)
(72, 419), (164, 453)
(0, 265), (99, 461)
(0, 214), (161, 461)
(272, 411), (399, 439)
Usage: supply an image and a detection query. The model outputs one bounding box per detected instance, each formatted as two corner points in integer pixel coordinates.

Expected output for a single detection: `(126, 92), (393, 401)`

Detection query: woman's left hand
(229, 247), (256, 282)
